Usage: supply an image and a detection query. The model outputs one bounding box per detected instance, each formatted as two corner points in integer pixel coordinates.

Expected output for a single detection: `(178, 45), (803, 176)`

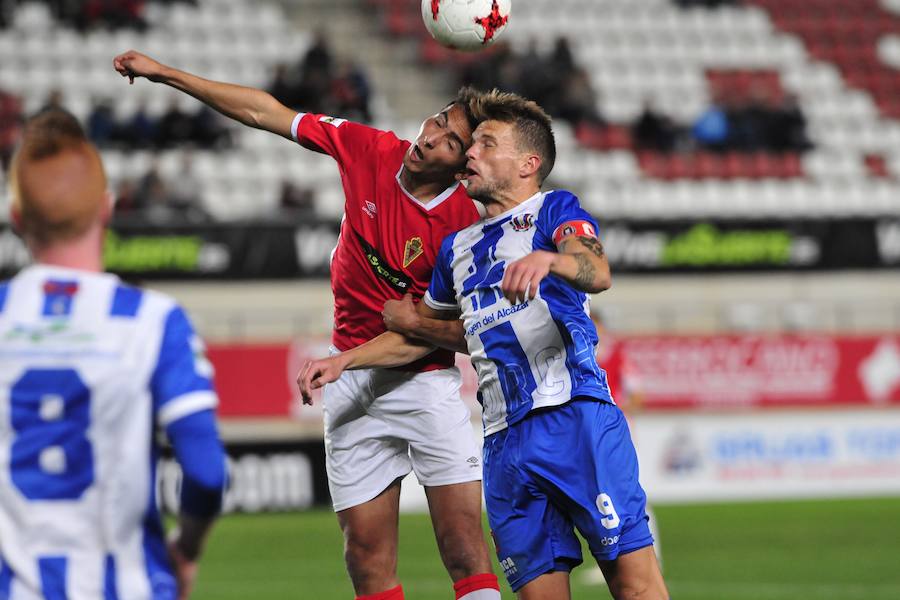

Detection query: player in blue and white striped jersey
(299, 91), (669, 599)
(0, 109), (226, 600)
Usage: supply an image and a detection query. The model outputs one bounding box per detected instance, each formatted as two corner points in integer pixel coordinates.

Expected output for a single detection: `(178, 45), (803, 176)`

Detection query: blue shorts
(482, 398), (654, 591)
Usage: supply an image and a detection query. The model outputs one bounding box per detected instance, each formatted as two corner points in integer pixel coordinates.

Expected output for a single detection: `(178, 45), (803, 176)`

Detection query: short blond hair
(469, 89), (556, 183)
(10, 108), (107, 245)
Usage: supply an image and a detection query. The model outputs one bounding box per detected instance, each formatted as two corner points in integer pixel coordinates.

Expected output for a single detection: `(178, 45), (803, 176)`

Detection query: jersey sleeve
(150, 305), (218, 428)
(537, 190), (601, 249)
(290, 112), (383, 166)
(423, 233), (459, 311)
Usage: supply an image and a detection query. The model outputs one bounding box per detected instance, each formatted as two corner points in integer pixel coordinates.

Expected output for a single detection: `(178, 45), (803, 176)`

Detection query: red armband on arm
(552, 220), (598, 245)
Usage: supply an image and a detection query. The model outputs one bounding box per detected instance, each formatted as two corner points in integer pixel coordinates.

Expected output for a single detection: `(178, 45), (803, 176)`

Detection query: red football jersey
(291, 113), (480, 371)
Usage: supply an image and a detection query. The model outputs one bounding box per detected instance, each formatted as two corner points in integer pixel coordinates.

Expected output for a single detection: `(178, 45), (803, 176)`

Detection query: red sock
(355, 584), (403, 600)
(453, 573), (501, 599)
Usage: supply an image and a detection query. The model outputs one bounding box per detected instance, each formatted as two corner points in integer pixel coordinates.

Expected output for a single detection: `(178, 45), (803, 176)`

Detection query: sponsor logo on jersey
(510, 213), (534, 232)
(599, 535), (620, 546)
(355, 232), (413, 293)
(3, 322), (94, 344)
(318, 115), (347, 128)
(402, 237), (424, 268)
(363, 201), (377, 219)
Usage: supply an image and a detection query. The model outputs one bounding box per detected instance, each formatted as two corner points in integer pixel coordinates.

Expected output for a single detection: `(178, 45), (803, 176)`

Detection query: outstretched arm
(382, 293), (468, 354)
(113, 50), (296, 139)
(297, 331), (434, 404)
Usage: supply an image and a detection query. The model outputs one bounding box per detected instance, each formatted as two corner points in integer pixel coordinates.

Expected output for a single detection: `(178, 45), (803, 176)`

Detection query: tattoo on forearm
(577, 236), (605, 258)
(573, 253), (596, 289)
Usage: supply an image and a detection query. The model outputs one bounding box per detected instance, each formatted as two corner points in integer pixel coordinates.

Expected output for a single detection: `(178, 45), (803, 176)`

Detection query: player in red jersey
(114, 51), (500, 600)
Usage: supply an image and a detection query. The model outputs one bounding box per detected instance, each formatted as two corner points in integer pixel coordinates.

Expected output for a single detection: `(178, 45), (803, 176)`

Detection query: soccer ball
(422, 0), (512, 52)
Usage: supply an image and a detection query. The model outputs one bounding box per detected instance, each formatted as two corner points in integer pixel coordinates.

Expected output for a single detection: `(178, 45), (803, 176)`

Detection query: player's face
(464, 120), (521, 204)
(403, 104), (472, 178)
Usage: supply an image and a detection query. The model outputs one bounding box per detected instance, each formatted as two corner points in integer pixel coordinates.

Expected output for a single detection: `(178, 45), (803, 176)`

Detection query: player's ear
(9, 205), (23, 233)
(100, 190), (115, 225)
(519, 154), (541, 179)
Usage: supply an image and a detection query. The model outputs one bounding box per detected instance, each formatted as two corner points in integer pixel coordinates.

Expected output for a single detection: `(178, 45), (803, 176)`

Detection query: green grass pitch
(190, 497), (900, 599)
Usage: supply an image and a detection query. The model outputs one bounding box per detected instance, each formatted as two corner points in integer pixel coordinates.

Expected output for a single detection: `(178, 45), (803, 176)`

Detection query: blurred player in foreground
(299, 91), (669, 599)
(113, 52), (499, 600)
(0, 109), (226, 599)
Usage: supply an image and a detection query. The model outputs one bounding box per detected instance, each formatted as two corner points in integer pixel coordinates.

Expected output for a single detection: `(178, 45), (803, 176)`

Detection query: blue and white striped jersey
(425, 190), (614, 436)
(0, 265), (220, 600)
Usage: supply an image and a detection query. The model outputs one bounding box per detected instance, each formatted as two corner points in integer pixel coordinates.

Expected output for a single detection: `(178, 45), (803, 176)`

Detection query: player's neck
(31, 228), (105, 273)
(397, 166), (456, 203)
(483, 186), (541, 219)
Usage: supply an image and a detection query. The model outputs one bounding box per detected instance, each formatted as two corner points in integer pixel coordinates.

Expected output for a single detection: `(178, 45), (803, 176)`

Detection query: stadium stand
(371, 0), (900, 220)
(1, 0), (898, 223)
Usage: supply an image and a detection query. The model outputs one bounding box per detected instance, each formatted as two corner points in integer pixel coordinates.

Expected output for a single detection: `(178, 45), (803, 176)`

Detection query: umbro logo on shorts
(467, 456), (479, 467)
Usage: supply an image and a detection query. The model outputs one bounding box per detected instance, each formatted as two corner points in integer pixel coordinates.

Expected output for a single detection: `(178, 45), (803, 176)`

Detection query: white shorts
(322, 356), (482, 511)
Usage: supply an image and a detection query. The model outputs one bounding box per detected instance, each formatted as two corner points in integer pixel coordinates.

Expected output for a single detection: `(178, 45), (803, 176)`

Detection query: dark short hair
(446, 86), (486, 133)
(469, 89), (556, 183)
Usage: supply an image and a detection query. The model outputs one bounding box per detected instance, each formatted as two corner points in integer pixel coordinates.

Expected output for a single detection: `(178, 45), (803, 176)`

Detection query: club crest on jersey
(403, 237), (424, 268)
(363, 200), (377, 218)
(318, 115), (347, 128)
(510, 213), (534, 232)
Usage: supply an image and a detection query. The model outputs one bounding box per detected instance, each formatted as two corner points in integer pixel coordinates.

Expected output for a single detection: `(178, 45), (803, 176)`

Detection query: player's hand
(501, 250), (556, 305)
(382, 293), (421, 335)
(296, 357), (345, 404)
(113, 50), (166, 85)
(167, 534), (199, 600)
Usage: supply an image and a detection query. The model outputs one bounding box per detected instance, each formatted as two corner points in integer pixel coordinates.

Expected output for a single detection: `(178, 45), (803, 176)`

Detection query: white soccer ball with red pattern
(422, 0), (512, 52)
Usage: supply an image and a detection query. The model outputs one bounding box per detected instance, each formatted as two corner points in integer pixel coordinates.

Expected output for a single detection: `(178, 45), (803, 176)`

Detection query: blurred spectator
(266, 44), (374, 122)
(459, 36), (604, 130)
(168, 153), (210, 223)
(268, 62), (302, 110)
(331, 61), (372, 122)
(633, 103), (680, 152)
(133, 163), (170, 216)
(192, 106), (230, 149)
(557, 68), (605, 128)
(156, 98), (194, 148)
(0, 88), (23, 170)
(41, 89), (66, 113)
(113, 177), (139, 216)
(121, 100), (157, 148)
(86, 98), (118, 147)
(279, 180), (315, 216)
(766, 94), (812, 152)
(693, 93), (731, 152)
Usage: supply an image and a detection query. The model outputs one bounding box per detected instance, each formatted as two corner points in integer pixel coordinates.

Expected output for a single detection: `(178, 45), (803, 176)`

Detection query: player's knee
(608, 574), (667, 600)
(344, 534), (396, 579)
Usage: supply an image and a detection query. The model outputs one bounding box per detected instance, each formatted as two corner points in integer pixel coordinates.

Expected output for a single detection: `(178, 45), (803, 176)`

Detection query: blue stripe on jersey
(41, 279), (78, 318)
(462, 218), (510, 312)
(0, 555), (13, 597)
(150, 306), (213, 412)
(0, 281), (9, 313)
(480, 321), (538, 416)
(110, 285), (143, 318)
(104, 554), (119, 600)
(38, 556), (67, 600)
(142, 444), (178, 600)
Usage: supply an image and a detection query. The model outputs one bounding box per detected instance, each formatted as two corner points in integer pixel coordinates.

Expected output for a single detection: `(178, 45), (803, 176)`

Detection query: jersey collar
(395, 167), (461, 212)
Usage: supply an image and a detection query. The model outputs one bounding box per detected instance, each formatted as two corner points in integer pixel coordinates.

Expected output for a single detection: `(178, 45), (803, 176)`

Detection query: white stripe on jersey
(158, 390), (218, 427)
